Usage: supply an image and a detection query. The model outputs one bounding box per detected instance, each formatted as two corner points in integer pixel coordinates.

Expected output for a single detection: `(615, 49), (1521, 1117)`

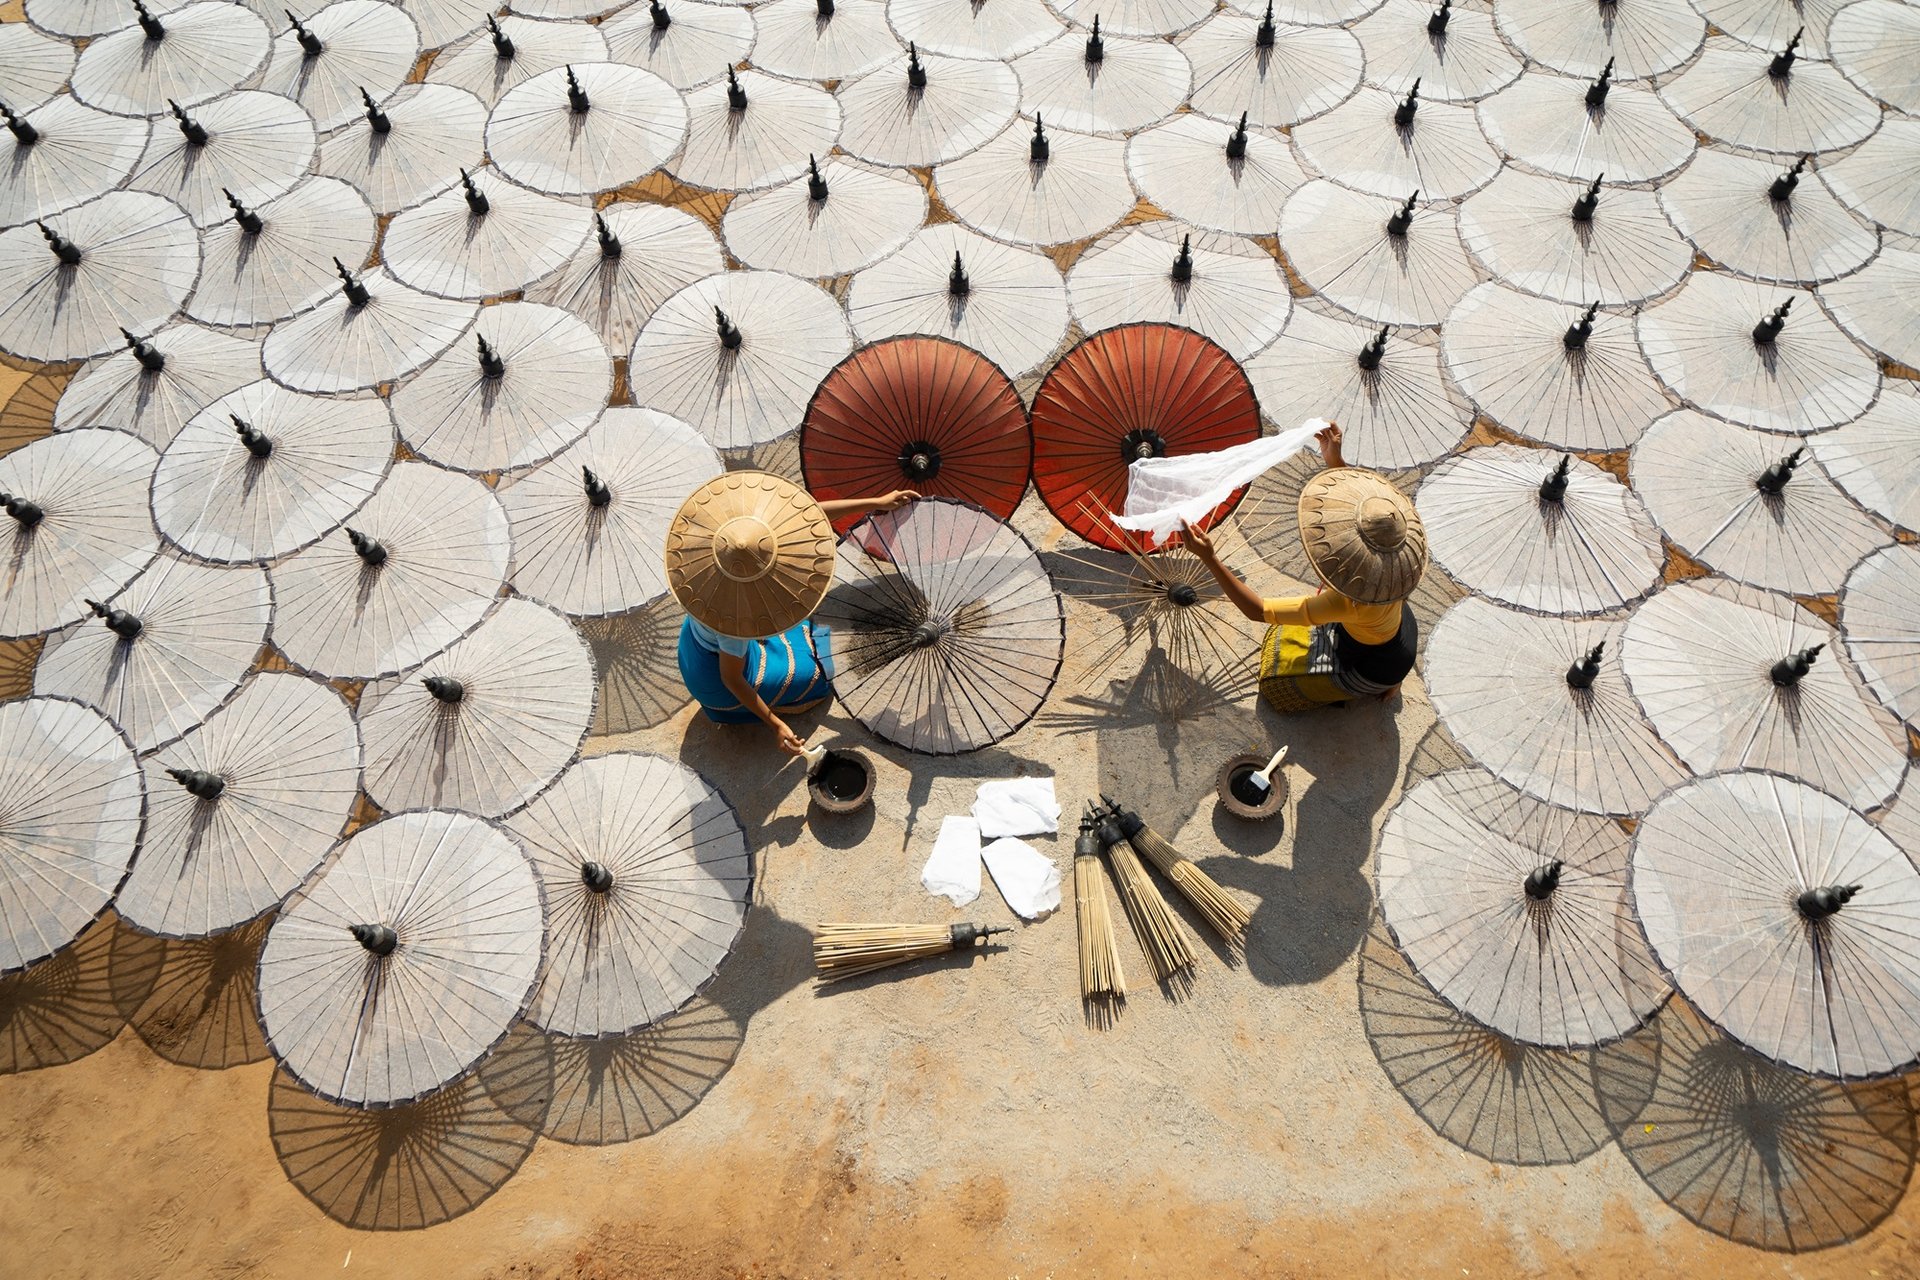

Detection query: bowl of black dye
(808, 748), (875, 814)
(1217, 752), (1286, 822)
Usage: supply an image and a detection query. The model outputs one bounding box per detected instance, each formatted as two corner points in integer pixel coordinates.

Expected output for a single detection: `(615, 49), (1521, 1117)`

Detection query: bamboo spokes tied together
(812, 921), (1009, 983)
(1090, 802), (1196, 985)
(1073, 810), (1126, 1022)
(1101, 794), (1251, 948)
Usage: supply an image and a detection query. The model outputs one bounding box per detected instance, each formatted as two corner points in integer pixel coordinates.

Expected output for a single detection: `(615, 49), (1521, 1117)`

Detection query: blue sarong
(677, 617), (835, 724)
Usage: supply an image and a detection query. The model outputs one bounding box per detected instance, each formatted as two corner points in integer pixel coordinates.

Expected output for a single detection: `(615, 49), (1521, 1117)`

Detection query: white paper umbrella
(382, 167), (589, 301)
(523, 203), (724, 354)
(0, 428), (161, 640)
(427, 15), (610, 108)
(125, 91), (315, 231)
(71, 2), (271, 118)
(721, 155), (927, 279)
(1630, 770), (1920, 1079)
(122, 672), (358, 938)
(1841, 543), (1919, 729)
(1420, 444), (1666, 617)
(0, 190), (200, 363)
(600, 0), (754, 90)
(1426, 600), (1689, 816)
(0, 95), (149, 230)
(33, 553), (271, 752)
(390, 301), (609, 474)
(835, 46), (1020, 168)
(187, 177), (378, 330)
(315, 83), (488, 217)
(1246, 303), (1470, 469)
(150, 379), (393, 564)
(1619, 576), (1909, 812)
(1278, 180), (1478, 328)
(1010, 26), (1192, 135)
(1693, 0), (1847, 58)
(269, 461), (510, 680)
(25, 0), (189, 37)
(396, 0), (494, 48)
(0, 20), (75, 113)
(1829, 0), (1920, 112)
(1817, 243), (1920, 370)
(262, 264), (479, 395)
(1815, 116), (1920, 237)
(1475, 68), (1698, 186)
(260, 0), (421, 131)
(357, 598), (595, 817)
(1458, 169), (1691, 307)
(508, 752), (749, 1037)
(1124, 112), (1309, 238)
(1067, 223), (1291, 361)
(1184, 10), (1365, 128)
(1352, 0), (1520, 102)
(1293, 84), (1502, 201)
(1809, 381), (1920, 532)
(933, 117), (1134, 248)
(1660, 36), (1882, 157)
(845, 223), (1069, 377)
(1379, 768), (1667, 1046)
(485, 62), (688, 198)
(627, 270), (853, 450)
(1659, 148), (1879, 287)
(887, 0), (1062, 59)
(1443, 283), (1671, 451)
(752, 0), (899, 81)
(0, 696), (143, 975)
(1225, 0), (1384, 24)
(669, 69), (842, 193)
(1492, 0), (1705, 81)
(1047, 0), (1210, 37)
(1636, 272), (1879, 435)
(258, 808), (544, 1107)
(1887, 775), (1920, 858)
(53, 323), (261, 449)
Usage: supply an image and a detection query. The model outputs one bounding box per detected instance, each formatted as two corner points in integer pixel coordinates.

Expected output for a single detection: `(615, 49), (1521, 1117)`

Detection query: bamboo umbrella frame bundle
(1092, 801), (1196, 982)
(812, 922), (1009, 982)
(1100, 794), (1250, 946)
(1073, 812), (1126, 1010)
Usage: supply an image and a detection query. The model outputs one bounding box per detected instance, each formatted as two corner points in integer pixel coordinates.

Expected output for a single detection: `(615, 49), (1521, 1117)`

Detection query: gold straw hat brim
(665, 472), (836, 638)
(1297, 468), (1427, 605)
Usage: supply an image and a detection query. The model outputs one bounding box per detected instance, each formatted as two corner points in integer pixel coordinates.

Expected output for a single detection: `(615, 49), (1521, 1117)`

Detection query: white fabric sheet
(1112, 419), (1327, 544)
(981, 837), (1062, 920)
(921, 815), (982, 907)
(972, 776), (1061, 838)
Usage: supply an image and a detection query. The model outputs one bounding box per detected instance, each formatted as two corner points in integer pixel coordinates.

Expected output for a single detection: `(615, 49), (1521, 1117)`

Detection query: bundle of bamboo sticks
(812, 922), (1008, 982)
(1073, 811), (1126, 1013)
(1091, 802), (1196, 982)
(1102, 794), (1251, 946)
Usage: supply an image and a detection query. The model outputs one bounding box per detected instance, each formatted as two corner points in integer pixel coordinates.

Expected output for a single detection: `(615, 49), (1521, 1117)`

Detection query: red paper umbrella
(1030, 322), (1260, 551)
(802, 336), (1030, 533)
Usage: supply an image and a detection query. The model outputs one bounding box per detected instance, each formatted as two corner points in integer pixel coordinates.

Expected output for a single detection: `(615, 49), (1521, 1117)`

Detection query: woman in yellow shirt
(1182, 426), (1428, 710)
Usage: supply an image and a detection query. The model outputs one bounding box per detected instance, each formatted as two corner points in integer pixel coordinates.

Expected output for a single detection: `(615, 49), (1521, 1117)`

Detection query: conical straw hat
(665, 472), (834, 639)
(1298, 467), (1425, 604)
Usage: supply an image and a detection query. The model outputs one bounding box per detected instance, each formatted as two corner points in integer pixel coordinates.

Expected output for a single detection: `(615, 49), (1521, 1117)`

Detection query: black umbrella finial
(581, 861), (615, 893)
(567, 64), (591, 114)
(476, 332), (505, 378)
(1523, 860), (1564, 901)
(715, 306), (743, 349)
(1565, 641), (1604, 690)
(807, 153), (829, 202)
(459, 166), (490, 216)
(287, 9), (323, 57)
(1357, 324), (1389, 371)
(1585, 56), (1614, 108)
(1752, 297), (1792, 345)
(1768, 26), (1803, 80)
(1539, 452), (1573, 502)
(907, 42), (927, 89)
(1797, 883), (1859, 920)
(350, 922), (398, 955)
(167, 99), (209, 146)
(1428, 0), (1450, 35)
(583, 465), (611, 508)
(1086, 15), (1104, 63)
(359, 86), (391, 134)
(1562, 301), (1599, 351)
(1386, 190), (1419, 237)
(1226, 110), (1250, 159)
(167, 767), (226, 800)
(1030, 113), (1050, 163)
(817, 0), (834, 14)
(1571, 173), (1603, 222)
(133, 0), (166, 40)
(87, 597), (144, 639)
(487, 14), (515, 59)
(948, 250), (970, 298)
(1768, 154), (1810, 203)
(233, 413), (273, 458)
(1394, 79), (1421, 127)
(594, 212), (621, 257)
(423, 674), (466, 703)
(1256, 0), (1276, 48)
(333, 256), (370, 308)
(1, 491), (44, 527)
(346, 525), (387, 566)
(1770, 641), (1823, 686)
(38, 221), (82, 267)
(726, 66), (747, 111)
(120, 327), (166, 372)
(651, 0), (670, 29)
(1756, 445), (1805, 496)
(1171, 233), (1194, 283)
(0, 101), (38, 146)
(223, 187), (264, 235)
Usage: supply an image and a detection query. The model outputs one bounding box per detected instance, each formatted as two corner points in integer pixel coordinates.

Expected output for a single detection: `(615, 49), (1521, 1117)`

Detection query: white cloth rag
(972, 776), (1060, 838)
(921, 816), (981, 907)
(1112, 419), (1329, 545)
(981, 837), (1062, 920)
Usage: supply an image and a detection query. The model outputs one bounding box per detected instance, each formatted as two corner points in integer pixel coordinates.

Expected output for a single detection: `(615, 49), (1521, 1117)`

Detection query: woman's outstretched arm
(819, 490), (920, 521)
(1180, 520), (1267, 622)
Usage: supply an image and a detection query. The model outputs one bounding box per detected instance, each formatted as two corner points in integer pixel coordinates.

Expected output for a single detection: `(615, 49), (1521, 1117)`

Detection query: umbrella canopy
(1636, 272), (1879, 435)
(485, 62), (689, 198)
(0, 428), (160, 641)
(1030, 322), (1261, 551)
(1630, 770), (1920, 1080)
(1418, 444), (1665, 617)
(1245, 304), (1470, 469)
(259, 0), (421, 131)
(1425, 600), (1689, 817)
(1442, 283), (1671, 451)
(503, 407), (722, 617)
(1379, 768), (1667, 1047)
(1475, 68), (1698, 186)
(1491, 0), (1705, 81)
(390, 301), (608, 474)
(53, 322), (262, 449)
(627, 270), (853, 451)
(887, 0), (1063, 59)
(1228, 0), (1384, 22)
(1352, 0), (1521, 103)
(1817, 243), (1920, 370)
(933, 117), (1135, 248)
(1457, 169), (1691, 307)
(269, 460), (510, 681)
(1124, 111), (1311, 238)
(1808, 380), (1920, 532)
(720, 155), (927, 279)
(1010, 27), (1193, 136)
(71, 1), (271, 118)
(258, 808), (544, 1107)
(395, 0), (496, 48)
(507, 752), (750, 1037)
(1886, 774), (1920, 856)
(1814, 117), (1920, 237)
(315, 83), (488, 217)
(576, 596), (690, 734)
(382, 166), (590, 301)
(150, 378), (393, 564)
(1659, 35), (1881, 157)
(121, 672), (359, 939)
(803, 336), (1029, 529)
(511, 0), (626, 15)
(0, 369), (63, 459)
(1619, 576), (1909, 812)
(752, 0), (899, 81)
(0, 95), (149, 230)
(814, 497), (1064, 755)
(600, 1), (755, 91)
(835, 46), (1021, 168)
(669, 69), (842, 193)
(426, 14), (610, 107)
(1839, 543), (1920, 729)
(1659, 147), (1879, 287)
(33, 554), (271, 752)
(1830, 0), (1920, 112)
(0, 696), (143, 975)
(186, 177), (378, 330)
(0, 190), (201, 364)
(1066, 223), (1292, 361)
(844, 223), (1070, 378)
(125, 91), (315, 231)
(261, 264), (479, 395)
(1277, 180), (1478, 327)
(26, 0), (189, 36)
(1630, 409), (1888, 596)
(1292, 84), (1503, 201)
(1050, 0), (1212, 36)
(357, 598), (593, 817)
(523, 202), (724, 354)
(1183, 10), (1366, 129)
(0, 19), (75, 112)
(1693, 0), (1847, 58)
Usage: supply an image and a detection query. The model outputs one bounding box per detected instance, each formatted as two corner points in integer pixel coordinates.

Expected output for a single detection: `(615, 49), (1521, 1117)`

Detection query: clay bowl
(808, 748), (875, 814)
(1217, 752), (1287, 822)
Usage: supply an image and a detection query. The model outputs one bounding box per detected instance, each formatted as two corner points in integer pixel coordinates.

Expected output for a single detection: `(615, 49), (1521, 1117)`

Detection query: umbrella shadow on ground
(675, 711), (817, 853)
(0, 913), (129, 1076)
(576, 595), (692, 735)
(108, 912), (273, 1070)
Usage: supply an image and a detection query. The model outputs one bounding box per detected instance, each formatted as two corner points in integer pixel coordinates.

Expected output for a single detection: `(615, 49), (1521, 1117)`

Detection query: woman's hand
(770, 717), (807, 757)
(873, 489), (919, 512)
(1179, 518), (1216, 561)
(1316, 423), (1345, 470)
